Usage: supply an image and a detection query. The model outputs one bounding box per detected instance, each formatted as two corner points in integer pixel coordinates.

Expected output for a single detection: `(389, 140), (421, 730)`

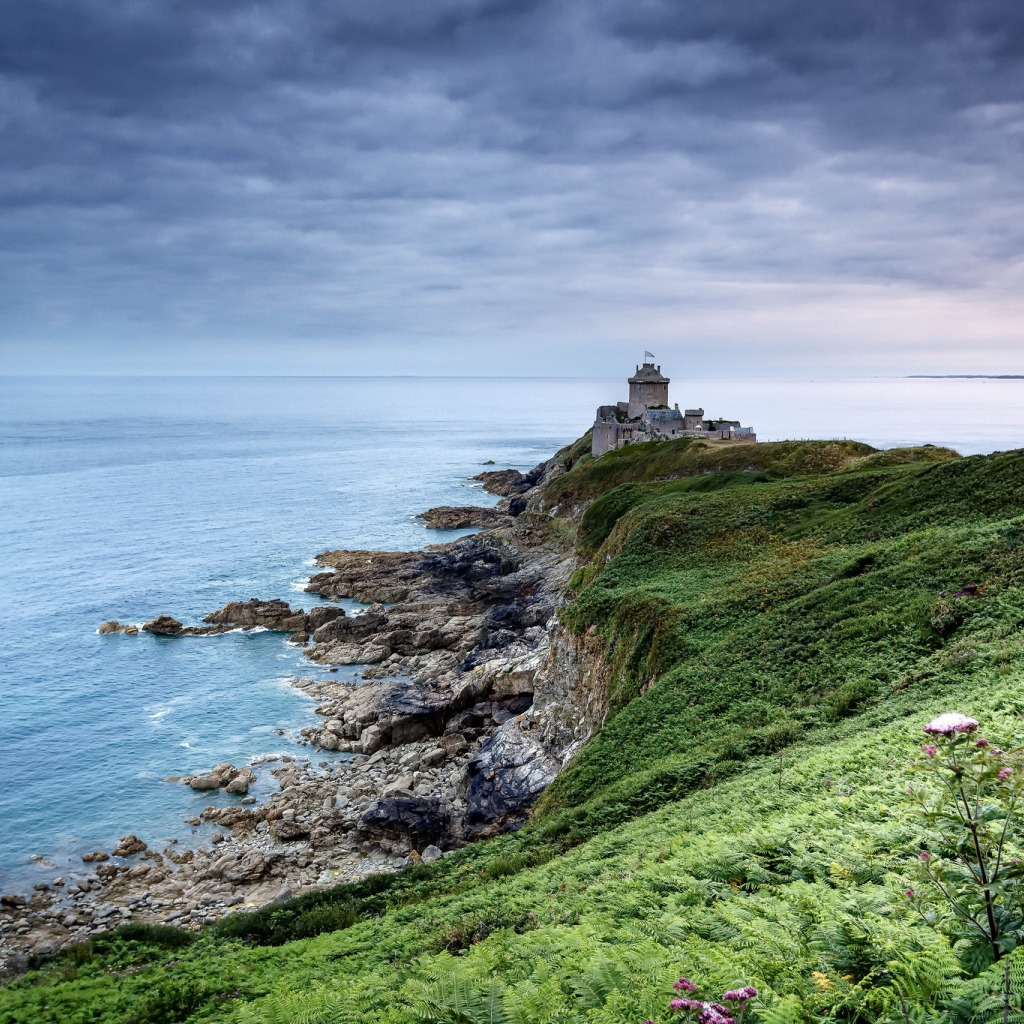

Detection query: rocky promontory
(2, 444), (607, 972)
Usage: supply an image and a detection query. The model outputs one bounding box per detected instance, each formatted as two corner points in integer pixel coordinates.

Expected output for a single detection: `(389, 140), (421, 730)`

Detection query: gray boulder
(208, 848), (269, 884)
(360, 797), (452, 847)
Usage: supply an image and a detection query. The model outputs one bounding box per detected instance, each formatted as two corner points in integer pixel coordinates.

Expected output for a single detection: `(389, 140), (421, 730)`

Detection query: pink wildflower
(741, 987), (757, 999)
(673, 978), (697, 992)
(977, 737), (990, 748)
(923, 713), (979, 735)
(698, 1008), (734, 1024)
(722, 990), (747, 1003)
(920, 851), (932, 861)
(904, 888), (914, 898)
(1000, 768), (1013, 780)
(921, 744), (938, 757)
(671, 999), (704, 1012)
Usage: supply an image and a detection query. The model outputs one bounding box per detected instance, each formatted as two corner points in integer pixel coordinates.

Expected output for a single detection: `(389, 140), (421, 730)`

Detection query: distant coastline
(906, 374), (1024, 379)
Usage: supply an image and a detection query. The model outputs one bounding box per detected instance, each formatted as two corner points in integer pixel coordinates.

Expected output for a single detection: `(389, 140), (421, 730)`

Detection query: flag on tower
(644, 350), (655, 362)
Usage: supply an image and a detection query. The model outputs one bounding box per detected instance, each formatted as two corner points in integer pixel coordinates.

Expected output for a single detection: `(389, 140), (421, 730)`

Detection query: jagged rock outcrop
(417, 506), (515, 529)
(97, 621), (139, 635)
(462, 720), (561, 836)
(306, 550), (426, 604)
(472, 469), (534, 495)
(203, 599), (348, 634)
(141, 615), (184, 636)
(126, 601), (345, 640)
(522, 624), (612, 760)
(360, 797), (452, 848)
(111, 835), (147, 857)
(181, 763), (257, 794)
(204, 599), (307, 631)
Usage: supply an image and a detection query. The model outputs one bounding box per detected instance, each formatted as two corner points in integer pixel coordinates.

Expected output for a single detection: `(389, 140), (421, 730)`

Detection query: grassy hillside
(4, 440), (1024, 1024)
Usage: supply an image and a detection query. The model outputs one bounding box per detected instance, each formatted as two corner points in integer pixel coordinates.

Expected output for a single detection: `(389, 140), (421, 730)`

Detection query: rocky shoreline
(0, 446), (608, 974)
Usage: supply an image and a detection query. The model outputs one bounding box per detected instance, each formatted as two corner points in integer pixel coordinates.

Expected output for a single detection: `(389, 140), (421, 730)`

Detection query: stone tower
(627, 362), (670, 418)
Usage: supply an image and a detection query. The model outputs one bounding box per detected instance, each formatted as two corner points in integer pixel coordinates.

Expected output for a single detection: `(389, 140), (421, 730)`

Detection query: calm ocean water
(1, 374), (1022, 891)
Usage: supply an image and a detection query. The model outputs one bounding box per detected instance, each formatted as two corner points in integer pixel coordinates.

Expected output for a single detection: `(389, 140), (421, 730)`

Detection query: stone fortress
(592, 356), (756, 457)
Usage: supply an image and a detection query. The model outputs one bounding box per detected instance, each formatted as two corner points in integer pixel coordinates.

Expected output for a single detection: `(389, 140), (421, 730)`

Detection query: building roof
(628, 361), (669, 384)
(643, 407), (683, 422)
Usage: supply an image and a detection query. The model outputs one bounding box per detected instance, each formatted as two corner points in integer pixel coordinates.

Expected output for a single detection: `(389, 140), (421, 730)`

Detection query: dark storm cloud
(1, 0), (1023, 373)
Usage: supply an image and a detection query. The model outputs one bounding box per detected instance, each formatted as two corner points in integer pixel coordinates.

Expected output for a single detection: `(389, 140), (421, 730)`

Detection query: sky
(2, 0), (1023, 376)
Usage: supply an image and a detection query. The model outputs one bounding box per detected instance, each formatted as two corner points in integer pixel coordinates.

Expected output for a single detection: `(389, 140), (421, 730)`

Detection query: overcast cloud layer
(2, 0), (1023, 374)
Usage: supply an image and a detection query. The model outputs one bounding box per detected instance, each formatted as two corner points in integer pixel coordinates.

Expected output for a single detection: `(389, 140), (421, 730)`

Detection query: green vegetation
(4, 438), (1024, 1023)
(544, 438), (957, 512)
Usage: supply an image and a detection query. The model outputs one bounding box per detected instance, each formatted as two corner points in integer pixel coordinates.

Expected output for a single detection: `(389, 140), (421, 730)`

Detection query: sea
(1, 374), (1023, 893)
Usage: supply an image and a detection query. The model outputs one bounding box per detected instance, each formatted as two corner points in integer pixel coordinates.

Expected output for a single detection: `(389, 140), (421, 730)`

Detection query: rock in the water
(308, 605), (347, 631)
(81, 850), (109, 863)
(203, 598), (307, 633)
(142, 615), (184, 636)
(201, 805), (259, 829)
(98, 620), (128, 634)
(112, 834), (147, 857)
(471, 469), (530, 495)
(186, 762), (247, 792)
(417, 506), (514, 530)
(225, 768), (256, 795)
(189, 774), (224, 791)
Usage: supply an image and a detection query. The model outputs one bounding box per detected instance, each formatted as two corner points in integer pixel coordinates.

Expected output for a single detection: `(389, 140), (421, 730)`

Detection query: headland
(12, 369), (1024, 1024)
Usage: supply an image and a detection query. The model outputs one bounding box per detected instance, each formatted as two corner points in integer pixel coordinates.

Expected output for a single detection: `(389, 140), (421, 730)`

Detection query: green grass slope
(4, 441), (1024, 1024)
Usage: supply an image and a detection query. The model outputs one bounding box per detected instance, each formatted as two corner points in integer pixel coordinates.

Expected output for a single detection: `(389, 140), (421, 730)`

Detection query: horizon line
(3, 373), (1023, 381)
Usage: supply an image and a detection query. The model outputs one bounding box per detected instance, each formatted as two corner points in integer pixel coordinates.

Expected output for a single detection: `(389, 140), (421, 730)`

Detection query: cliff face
(524, 623), (611, 764)
(450, 618), (613, 838)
